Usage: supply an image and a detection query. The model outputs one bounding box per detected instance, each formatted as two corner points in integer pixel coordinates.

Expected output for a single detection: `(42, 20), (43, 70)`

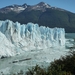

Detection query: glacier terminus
(0, 20), (65, 58)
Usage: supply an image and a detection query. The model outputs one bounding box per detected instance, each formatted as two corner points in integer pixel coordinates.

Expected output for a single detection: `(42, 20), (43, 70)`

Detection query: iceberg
(0, 20), (65, 58)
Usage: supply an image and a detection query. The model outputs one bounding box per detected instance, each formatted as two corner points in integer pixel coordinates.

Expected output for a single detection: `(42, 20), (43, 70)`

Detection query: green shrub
(1, 50), (75, 75)
(26, 65), (47, 75)
(26, 50), (75, 75)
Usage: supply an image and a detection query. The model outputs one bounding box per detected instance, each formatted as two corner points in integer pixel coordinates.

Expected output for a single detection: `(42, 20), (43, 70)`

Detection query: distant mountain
(0, 2), (66, 13)
(0, 4), (27, 13)
(0, 2), (75, 32)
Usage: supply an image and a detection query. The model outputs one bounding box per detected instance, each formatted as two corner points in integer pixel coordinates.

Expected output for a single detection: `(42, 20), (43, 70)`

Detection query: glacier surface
(0, 20), (65, 58)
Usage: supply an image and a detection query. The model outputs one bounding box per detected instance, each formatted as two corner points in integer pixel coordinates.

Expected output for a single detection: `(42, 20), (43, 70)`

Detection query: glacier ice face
(0, 20), (65, 58)
(0, 31), (16, 58)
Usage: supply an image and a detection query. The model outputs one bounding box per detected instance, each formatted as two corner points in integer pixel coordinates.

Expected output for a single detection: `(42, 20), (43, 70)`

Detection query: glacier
(0, 20), (65, 58)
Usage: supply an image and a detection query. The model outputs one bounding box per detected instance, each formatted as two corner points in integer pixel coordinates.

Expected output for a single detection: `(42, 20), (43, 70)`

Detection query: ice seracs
(0, 20), (65, 58)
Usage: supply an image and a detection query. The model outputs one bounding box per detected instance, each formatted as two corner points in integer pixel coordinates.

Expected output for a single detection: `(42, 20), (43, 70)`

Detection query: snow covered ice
(0, 20), (65, 58)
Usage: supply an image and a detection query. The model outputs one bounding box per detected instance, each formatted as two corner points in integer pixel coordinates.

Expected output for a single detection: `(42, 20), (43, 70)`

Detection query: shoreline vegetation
(1, 49), (75, 75)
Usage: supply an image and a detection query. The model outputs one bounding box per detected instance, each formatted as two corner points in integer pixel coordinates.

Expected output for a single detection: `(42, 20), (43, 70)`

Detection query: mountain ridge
(0, 2), (75, 32)
(0, 2), (68, 13)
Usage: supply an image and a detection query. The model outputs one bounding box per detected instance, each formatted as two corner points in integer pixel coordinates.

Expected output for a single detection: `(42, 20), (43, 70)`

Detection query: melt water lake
(0, 33), (75, 75)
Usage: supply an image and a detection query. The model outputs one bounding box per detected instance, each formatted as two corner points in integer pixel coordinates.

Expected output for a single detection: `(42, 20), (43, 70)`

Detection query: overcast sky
(0, 0), (75, 13)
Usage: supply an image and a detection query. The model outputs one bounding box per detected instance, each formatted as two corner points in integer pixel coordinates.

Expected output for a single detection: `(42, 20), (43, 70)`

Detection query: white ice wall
(0, 20), (65, 58)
